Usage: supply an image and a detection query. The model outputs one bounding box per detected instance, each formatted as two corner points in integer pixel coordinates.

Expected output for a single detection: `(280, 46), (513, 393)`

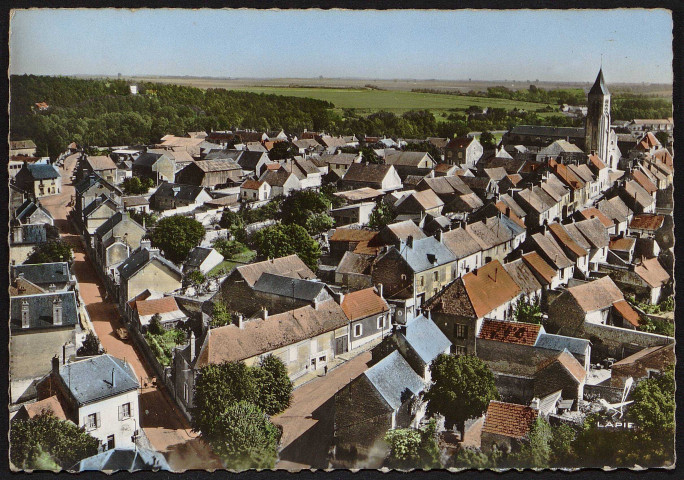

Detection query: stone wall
(583, 322), (672, 361)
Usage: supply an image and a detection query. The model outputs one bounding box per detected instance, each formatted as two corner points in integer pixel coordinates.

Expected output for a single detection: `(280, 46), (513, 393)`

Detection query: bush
(77, 332), (103, 356)
(149, 313), (164, 335)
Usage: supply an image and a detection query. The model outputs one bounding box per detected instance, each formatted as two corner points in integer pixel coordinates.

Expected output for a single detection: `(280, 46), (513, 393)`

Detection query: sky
(9, 9), (673, 83)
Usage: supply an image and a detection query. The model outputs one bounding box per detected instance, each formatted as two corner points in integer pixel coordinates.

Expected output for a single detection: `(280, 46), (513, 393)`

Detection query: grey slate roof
(10, 291), (78, 331)
(535, 332), (590, 356)
(184, 246), (215, 269)
(12, 262), (71, 286)
(507, 125), (585, 139)
(253, 273), (329, 302)
(404, 314), (452, 365)
(26, 163), (60, 180)
(74, 173), (121, 196)
(17, 224), (48, 244)
(134, 151), (166, 167)
(589, 68), (610, 95)
(94, 211), (126, 238)
(118, 247), (182, 280)
(364, 351), (425, 411)
(15, 199), (52, 223)
(503, 259), (543, 295)
(58, 355), (138, 406)
(73, 448), (170, 472)
(336, 251), (374, 276)
(441, 227), (482, 259)
(154, 182), (207, 202)
(397, 236), (457, 272)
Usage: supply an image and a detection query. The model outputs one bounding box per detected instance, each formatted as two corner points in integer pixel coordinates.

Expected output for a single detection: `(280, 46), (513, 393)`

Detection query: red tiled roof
(587, 154), (607, 170)
(579, 208), (613, 228)
(609, 235), (636, 252)
(629, 214), (664, 231)
(133, 296), (180, 317)
(631, 170), (658, 195)
(567, 276), (624, 313)
(462, 260), (522, 318)
(478, 319), (541, 346)
(482, 401), (538, 439)
(612, 344), (673, 367)
(548, 223), (587, 258)
(341, 287), (389, 321)
(241, 179), (263, 190)
(495, 201), (525, 228)
(634, 257), (670, 288)
(612, 299), (640, 327)
(447, 137), (474, 149)
(330, 228), (378, 243)
(536, 350), (587, 383)
(521, 252), (557, 285)
(22, 395), (67, 421)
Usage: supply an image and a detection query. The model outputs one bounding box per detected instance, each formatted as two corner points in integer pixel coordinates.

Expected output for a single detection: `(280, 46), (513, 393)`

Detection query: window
(454, 345), (467, 356)
(86, 413), (100, 430)
(183, 383), (189, 403)
(107, 435), (115, 450)
(354, 324), (362, 337)
(454, 324), (468, 340)
(319, 355), (326, 362)
(420, 276), (425, 287)
(559, 269), (565, 279)
(434, 271), (439, 282)
(119, 402), (131, 420)
(377, 316), (385, 329)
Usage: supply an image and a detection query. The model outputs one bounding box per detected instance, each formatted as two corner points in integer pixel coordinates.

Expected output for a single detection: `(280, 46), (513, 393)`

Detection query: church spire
(589, 68), (610, 96)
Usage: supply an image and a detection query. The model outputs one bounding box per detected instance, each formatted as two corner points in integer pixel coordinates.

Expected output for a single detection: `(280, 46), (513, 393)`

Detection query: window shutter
(463, 325), (468, 338)
(83, 417), (88, 429)
(96, 412), (101, 428)
(118, 405), (123, 421)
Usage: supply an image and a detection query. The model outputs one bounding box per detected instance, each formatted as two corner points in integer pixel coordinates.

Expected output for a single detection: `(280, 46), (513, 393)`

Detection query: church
(501, 69), (622, 170)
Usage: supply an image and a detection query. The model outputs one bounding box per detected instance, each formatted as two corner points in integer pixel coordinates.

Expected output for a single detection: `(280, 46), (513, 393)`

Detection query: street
(39, 153), (222, 471)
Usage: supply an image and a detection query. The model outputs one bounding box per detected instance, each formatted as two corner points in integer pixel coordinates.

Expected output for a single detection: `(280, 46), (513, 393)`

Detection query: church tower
(585, 68), (611, 165)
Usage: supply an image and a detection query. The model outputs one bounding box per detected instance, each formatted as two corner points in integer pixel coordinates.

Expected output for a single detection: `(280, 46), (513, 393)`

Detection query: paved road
(39, 154), (222, 471)
(272, 351), (372, 470)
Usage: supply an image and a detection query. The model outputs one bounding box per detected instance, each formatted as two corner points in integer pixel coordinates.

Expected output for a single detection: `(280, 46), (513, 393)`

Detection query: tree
(26, 240), (73, 265)
(305, 213), (334, 235)
(424, 354), (499, 438)
(513, 296), (543, 324)
(149, 215), (205, 264)
(219, 209), (244, 230)
(186, 270), (206, 292)
(278, 189), (329, 227)
(384, 420), (441, 469)
(654, 131), (669, 146)
(10, 412), (99, 470)
(121, 177), (153, 195)
(479, 130), (496, 149)
(128, 210), (157, 228)
(516, 416), (553, 468)
(252, 355), (293, 416)
(149, 313), (164, 335)
(549, 422), (577, 466)
(367, 200), (396, 229)
(206, 401), (280, 470)
(76, 331), (103, 356)
(268, 141), (298, 160)
(211, 301), (233, 327)
(250, 223), (321, 271)
(191, 362), (259, 440)
(628, 365), (675, 435)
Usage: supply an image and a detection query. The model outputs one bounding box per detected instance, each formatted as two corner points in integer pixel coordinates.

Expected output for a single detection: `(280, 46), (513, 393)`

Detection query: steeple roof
(589, 68), (610, 96)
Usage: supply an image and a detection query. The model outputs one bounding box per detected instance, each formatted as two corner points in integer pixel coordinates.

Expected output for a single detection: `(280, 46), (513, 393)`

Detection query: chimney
(530, 397), (540, 410)
(140, 239), (152, 250)
(53, 296), (63, 326)
(48, 284), (57, 292)
(190, 331), (196, 359)
(52, 355), (60, 375)
(21, 299), (30, 329)
(406, 235), (414, 249)
(111, 368), (116, 388)
(261, 308), (268, 320)
(377, 283), (384, 299)
(437, 229), (443, 243)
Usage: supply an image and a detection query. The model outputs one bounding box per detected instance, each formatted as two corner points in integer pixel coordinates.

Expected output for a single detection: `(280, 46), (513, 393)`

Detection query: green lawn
(145, 328), (185, 366)
(228, 86), (555, 118)
(208, 247), (256, 277)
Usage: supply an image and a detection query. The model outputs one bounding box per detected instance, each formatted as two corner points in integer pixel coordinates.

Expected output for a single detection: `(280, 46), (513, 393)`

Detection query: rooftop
(478, 318), (542, 346)
(235, 255), (316, 287)
(482, 400), (538, 439)
(403, 314), (453, 365)
(341, 287), (389, 321)
(363, 351), (425, 411)
(58, 355), (139, 406)
(462, 260), (522, 318)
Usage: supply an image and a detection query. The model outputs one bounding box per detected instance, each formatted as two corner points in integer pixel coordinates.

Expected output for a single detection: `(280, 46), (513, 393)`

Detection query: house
(533, 350), (587, 409)
(330, 202), (376, 227)
(10, 224), (51, 265)
(378, 220), (427, 247)
(562, 218), (610, 271)
(423, 260), (523, 355)
(132, 150), (176, 183)
(328, 228), (380, 258)
(10, 139), (38, 156)
(320, 152), (362, 178)
(240, 179), (271, 202)
(151, 182), (212, 211)
(370, 235), (458, 317)
(13, 395), (67, 423)
(620, 180), (655, 214)
(157, 135), (205, 156)
(340, 286), (391, 351)
(204, 149), (272, 177)
(393, 190), (444, 221)
(547, 276), (642, 335)
(43, 355), (140, 451)
(284, 156), (324, 189)
(259, 167), (301, 197)
(526, 232), (575, 284)
(215, 255), (316, 315)
(117, 242), (183, 304)
(578, 207), (615, 234)
(129, 295), (187, 331)
(503, 258), (544, 304)
(333, 351), (425, 465)
(547, 223), (591, 277)
(11, 262), (74, 292)
(14, 163), (62, 198)
(183, 247), (224, 276)
(440, 227), (484, 278)
(9, 153), (47, 178)
(514, 185), (559, 228)
(13, 199), (54, 226)
(501, 125), (585, 150)
(175, 159), (243, 188)
(82, 196), (121, 235)
(536, 140), (585, 164)
(628, 214), (664, 239)
(598, 256), (670, 305)
(465, 215), (527, 265)
(445, 137), (483, 168)
(72, 447), (170, 472)
(587, 154), (611, 193)
(333, 187), (385, 205)
(93, 212), (147, 275)
(374, 313), (452, 382)
(122, 196), (150, 214)
(609, 344), (674, 388)
(74, 174), (122, 220)
(10, 291), (82, 388)
(521, 251), (564, 290)
(334, 252), (375, 289)
(481, 401), (539, 453)
(415, 175), (483, 213)
(608, 235), (636, 263)
(83, 155), (118, 184)
(433, 163), (461, 177)
(340, 163), (402, 191)
(384, 151), (436, 170)
(597, 196), (633, 235)
(627, 119), (673, 136)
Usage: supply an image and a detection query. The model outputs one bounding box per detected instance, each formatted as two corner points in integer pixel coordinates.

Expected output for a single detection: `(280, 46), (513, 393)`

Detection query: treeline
(412, 85), (587, 106)
(10, 75), (335, 157)
(612, 94), (672, 121)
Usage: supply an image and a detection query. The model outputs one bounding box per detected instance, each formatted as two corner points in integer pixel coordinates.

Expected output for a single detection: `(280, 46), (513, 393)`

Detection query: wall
(430, 312), (479, 356)
(124, 260), (182, 301)
(10, 328), (76, 379)
(582, 322), (672, 361)
(78, 389), (140, 450)
(492, 372), (534, 405)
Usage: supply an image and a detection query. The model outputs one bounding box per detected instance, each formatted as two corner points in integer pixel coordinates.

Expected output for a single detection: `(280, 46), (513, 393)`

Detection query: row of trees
(191, 357), (293, 469)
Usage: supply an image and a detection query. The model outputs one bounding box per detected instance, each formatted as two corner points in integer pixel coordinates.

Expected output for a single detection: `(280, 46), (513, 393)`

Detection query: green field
(227, 86), (555, 118)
